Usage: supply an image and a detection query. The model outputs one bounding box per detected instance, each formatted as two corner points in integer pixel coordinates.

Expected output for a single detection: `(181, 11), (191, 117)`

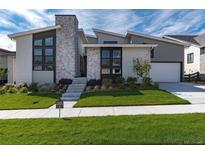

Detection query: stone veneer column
(87, 48), (101, 80)
(200, 54), (205, 74)
(55, 15), (78, 82)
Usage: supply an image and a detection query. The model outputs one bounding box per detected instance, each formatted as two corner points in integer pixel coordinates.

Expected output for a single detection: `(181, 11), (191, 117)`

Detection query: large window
(101, 48), (122, 79)
(187, 53), (194, 64)
(201, 48), (205, 55)
(33, 31), (55, 71)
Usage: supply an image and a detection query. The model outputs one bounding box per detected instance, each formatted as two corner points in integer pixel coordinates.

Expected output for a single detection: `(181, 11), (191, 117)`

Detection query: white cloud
(149, 10), (205, 36)
(0, 34), (15, 51)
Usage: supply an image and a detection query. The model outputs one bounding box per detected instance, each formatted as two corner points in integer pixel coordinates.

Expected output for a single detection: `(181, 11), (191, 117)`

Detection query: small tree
(133, 58), (151, 86)
(0, 68), (7, 82)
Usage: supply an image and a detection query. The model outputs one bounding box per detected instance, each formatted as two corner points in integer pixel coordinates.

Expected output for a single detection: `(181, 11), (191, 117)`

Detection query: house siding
(130, 35), (184, 62)
(184, 45), (200, 74)
(122, 47), (150, 81)
(15, 34), (33, 84)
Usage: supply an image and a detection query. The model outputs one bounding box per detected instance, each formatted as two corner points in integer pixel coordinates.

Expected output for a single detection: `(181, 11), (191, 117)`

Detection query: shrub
(102, 78), (112, 87)
(0, 87), (6, 94)
(7, 87), (18, 93)
(28, 83), (38, 92)
(142, 77), (152, 86)
(127, 77), (137, 85)
(87, 79), (97, 86)
(19, 87), (28, 93)
(15, 83), (28, 90)
(59, 78), (72, 85)
(115, 77), (125, 85)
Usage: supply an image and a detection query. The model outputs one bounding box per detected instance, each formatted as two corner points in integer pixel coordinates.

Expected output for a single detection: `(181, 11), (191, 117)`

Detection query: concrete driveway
(159, 82), (205, 104)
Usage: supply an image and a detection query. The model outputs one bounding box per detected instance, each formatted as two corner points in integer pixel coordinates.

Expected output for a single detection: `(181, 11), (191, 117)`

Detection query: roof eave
(8, 25), (61, 39)
(82, 44), (158, 48)
(93, 28), (126, 38)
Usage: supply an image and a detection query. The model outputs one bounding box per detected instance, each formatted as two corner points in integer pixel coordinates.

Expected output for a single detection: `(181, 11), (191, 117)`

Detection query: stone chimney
(55, 15), (79, 82)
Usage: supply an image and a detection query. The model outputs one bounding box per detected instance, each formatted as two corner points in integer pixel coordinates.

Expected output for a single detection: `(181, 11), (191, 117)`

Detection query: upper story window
(200, 48), (205, 55)
(103, 41), (118, 44)
(33, 31), (55, 71)
(187, 53), (194, 64)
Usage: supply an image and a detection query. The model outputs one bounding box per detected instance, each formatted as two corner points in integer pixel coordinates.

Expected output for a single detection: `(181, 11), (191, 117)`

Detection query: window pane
(102, 59), (110, 67)
(45, 48), (53, 56)
(102, 68), (110, 74)
(102, 49), (110, 58)
(34, 56), (42, 64)
(45, 65), (53, 71)
(113, 49), (121, 58)
(33, 65), (42, 70)
(45, 37), (53, 46)
(34, 39), (42, 46)
(112, 68), (121, 74)
(113, 59), (120, 66)
(45, 56), (53, 64)
(34, 48), (42, 55)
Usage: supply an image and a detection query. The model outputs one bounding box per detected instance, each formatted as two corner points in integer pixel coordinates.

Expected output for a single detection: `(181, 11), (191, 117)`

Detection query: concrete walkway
(1, 101), (205, 119)
(160, 82), (205, 104)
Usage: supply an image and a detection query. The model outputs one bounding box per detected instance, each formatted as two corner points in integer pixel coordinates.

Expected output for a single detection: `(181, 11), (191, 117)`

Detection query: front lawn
(74, 89), (189, 107)
(1, 113), (205, 144)
(0, 93), (60, 110)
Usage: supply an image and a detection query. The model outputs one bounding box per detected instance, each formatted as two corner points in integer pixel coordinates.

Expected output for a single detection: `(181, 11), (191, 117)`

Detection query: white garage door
(150, 63), (181, 82)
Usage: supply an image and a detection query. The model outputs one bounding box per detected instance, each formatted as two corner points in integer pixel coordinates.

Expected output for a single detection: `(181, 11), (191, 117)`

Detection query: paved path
(160, 82), (205, 104)
(1, 101), (205, 119)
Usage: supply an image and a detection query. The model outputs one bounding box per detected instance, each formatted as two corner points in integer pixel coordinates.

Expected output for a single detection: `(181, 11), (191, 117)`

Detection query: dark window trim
(103, 41), (118, 44)
(100, 47), (122, 80)
(32, 30), (56, 82)
(187, 53), (194, 64)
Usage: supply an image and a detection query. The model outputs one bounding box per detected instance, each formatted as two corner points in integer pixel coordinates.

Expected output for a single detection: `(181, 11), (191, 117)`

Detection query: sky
(1, 9), (205, 51)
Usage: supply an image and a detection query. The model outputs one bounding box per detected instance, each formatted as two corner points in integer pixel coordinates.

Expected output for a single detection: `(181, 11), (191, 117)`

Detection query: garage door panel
(150, 63), (181, 82)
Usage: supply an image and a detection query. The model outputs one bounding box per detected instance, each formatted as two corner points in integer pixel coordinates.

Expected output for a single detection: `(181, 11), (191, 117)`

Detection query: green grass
(0, 93), (60, 110)
(1, 114), (205, 144)
(74, 89), (189, 107)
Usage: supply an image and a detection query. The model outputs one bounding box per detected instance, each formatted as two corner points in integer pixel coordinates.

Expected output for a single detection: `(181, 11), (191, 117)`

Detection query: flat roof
(8, 25), (61, 39)
(82, 44), (157, 48)
(0, 48), (15, 56)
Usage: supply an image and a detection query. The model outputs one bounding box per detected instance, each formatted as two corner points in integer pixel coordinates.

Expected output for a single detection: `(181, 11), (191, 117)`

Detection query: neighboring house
(163, 35), (205, 79)
(0, 48), (16, 83)
(8, 14), (187, 84)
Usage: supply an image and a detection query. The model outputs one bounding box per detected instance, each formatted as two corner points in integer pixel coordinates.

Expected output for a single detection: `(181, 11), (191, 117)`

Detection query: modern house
(8, 14), (187, 84)
(164, 35), (205, 79)
(0, 48), (16, 83)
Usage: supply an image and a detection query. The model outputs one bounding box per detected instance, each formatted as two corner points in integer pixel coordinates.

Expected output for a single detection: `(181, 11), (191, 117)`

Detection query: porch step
(62, 92), (81, 97)
(68, 84), (86, 88)
(72, 77), (87, 84)
(61, 96), (80, 101)
(60, 77), (87, 102)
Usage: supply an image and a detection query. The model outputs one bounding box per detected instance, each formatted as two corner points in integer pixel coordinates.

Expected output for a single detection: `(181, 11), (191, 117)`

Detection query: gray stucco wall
(86, 47), (101, 80)
(55, 15), (78, 82)
(86, 36), (98, 44)
(130, 35), (184, 62)
(95, 32), (128, 44)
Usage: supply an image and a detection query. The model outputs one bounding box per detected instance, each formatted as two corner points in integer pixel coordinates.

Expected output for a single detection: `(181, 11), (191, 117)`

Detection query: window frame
(187, 53), (194, 64)
(32, 30), (56, 72)
(100, 47), (122, 80)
